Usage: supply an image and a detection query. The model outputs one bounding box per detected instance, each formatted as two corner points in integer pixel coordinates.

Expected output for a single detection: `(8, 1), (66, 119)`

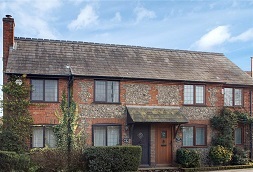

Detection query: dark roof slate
(6, 37), (253, 85)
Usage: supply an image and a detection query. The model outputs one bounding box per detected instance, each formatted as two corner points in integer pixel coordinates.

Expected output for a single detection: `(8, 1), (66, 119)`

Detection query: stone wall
(124, 83), (151, 104)
(79, 104), (126, 118)
(157, 85), (181, 105)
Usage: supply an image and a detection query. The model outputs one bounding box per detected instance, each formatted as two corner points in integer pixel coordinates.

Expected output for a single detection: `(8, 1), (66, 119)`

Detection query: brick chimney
(251, 57), (253, 77)
(2, 15), (15, 74)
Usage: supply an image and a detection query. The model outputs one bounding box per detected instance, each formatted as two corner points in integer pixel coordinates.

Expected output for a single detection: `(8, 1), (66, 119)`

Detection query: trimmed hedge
(0, 150), (30, 171)
(84, 146), (142, 172)
(30, 148), (85, 172)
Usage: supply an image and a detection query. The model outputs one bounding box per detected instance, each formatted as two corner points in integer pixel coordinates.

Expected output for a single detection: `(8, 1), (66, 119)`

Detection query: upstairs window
(184, 85), (205, 105)
(31, 79), (58, 102)
(94, 80), (119, 103)
(224, 88), (243, 106)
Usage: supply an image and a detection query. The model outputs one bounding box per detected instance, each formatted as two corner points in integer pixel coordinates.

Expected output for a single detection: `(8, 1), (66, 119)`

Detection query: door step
(138, 167), (180, 172)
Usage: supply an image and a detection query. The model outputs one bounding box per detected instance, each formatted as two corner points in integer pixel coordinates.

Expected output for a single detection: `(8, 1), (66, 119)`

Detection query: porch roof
(126, 106), (188, 124)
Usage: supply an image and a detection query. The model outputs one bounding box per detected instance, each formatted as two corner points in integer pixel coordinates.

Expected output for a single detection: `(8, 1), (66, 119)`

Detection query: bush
(30, 148), (85, 172)
(209, 145), (232, 165)
(231, 147), (249, 165)
(0, 150), (30, 171)
(84, 146), (142, 172)
(0, 130), (27, 152)
(176, 148), (200, 168)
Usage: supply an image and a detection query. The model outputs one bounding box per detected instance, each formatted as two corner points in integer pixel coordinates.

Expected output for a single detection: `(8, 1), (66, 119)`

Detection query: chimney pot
(5, 15), (12, 18)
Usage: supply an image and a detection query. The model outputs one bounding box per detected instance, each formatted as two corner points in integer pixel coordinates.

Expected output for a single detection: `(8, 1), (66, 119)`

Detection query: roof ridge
(14, 36), (224, 55)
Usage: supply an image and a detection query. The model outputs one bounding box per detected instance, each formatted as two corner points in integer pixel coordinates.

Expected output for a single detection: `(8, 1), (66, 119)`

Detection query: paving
(207, 168), (253, 172)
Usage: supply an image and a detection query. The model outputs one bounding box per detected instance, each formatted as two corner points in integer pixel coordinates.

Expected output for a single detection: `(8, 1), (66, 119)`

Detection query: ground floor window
(182, 125), (206, 147)
(235, 127), (243, 145)
(93, 124), (121, 146)
(32, 125), (56, 148)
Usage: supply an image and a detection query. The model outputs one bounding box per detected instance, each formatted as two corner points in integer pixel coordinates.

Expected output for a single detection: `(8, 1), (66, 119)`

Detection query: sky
(0, 0), (253, 114)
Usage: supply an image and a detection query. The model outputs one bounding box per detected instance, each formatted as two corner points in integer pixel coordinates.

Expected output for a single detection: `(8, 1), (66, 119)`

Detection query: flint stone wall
(79, 104), (126, 118)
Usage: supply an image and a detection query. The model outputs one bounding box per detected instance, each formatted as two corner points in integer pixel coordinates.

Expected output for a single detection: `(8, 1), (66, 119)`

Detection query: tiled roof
(6, 37), (253, 85)
(127, 106), (188, 124)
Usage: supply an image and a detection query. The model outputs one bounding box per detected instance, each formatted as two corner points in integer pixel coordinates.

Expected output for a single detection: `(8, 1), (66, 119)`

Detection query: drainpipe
(66, 65), (74, 169)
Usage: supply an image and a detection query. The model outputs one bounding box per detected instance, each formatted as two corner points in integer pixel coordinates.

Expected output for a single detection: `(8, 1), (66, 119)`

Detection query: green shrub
(30, 148), (85, 172)
(231, 147), (249, 165)
(0, 150), (30, 171)
(176, 148), (200, 168)
(84, 146), (142, 172)
(0, 130), (27, 152)
(209, 145), (232, 165)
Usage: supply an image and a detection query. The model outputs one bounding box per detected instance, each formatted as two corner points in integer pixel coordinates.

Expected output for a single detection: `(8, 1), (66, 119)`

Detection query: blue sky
(0, 0), (253, 82)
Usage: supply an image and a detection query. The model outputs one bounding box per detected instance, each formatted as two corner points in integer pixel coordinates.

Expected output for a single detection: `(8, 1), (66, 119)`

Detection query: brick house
(3, 15), (253, 167)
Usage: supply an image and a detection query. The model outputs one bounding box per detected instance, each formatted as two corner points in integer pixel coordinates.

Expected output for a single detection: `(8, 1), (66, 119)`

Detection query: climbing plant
(0, 75), (33, 152)
(54, 91), (86, 151)
(211, 108), (253, 149)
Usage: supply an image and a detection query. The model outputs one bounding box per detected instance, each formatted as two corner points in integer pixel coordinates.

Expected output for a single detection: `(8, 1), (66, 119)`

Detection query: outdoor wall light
(15, 79), (22, 85)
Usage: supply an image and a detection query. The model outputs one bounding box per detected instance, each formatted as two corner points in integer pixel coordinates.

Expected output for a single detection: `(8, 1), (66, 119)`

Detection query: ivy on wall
(211, 108), (253, 149)
(1, 75), (33, 152)
(54, 91), (86, 151)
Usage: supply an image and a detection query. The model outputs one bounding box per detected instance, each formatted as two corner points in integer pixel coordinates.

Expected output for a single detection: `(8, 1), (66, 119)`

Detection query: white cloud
(18, 13), (58, 39)
(134, 6), (156, 23)
(194, 26), (231, 51)
(33, 0), (61, 13)
(68, 0), (85, 5)
(68, 5), (98, 30)
(230, 28), (253, 42)
(111, 12), (121, 22)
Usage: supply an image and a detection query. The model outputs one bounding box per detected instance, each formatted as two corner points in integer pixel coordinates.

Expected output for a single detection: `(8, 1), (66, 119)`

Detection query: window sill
(224, 105), (243, 108)
(92, 101), (121, 105)
(30, 101), (60, 103)
(183, 104), (206, 107)
(182, 145), (207, 148)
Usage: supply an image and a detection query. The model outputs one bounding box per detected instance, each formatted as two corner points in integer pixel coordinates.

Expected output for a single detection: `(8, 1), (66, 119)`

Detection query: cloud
(230, 28), (253, 42)
(111, 12), (121, 22)
(193, 26), (231, 51)
(33, 0), (61, 13)
(134, 6), (156, 23)
(68, 5), (98, 30)
(19, 13), (58, 39)
(68, 0), (85, 5)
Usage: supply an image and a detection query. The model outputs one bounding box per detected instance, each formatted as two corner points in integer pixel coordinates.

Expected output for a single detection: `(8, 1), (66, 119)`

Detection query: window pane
(94, 126), (106, 146)
(235, 128), (242, 144)
(95, 81), (106, 101)
(234, 89), (242, 106)
(107, 126), (120, 146)
(32, 127), (43, 147)
(196, 127), (205, 145)
(107, 81), (119, 102)
(45, 80), (58, 102)
(224, 88), (233, 106)
(45, 127), (56, 148)
(31, 80), (44, 101)
(196, 86), (204, 104)
(183, 127), (193, 146)
(184, 85), (194, 104)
